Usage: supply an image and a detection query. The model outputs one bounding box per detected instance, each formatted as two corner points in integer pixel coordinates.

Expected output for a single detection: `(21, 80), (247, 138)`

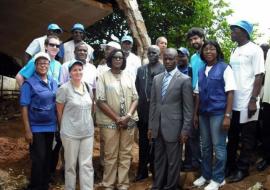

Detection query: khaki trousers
(61, 135), (94, 190)
(101, 127), (135, 190)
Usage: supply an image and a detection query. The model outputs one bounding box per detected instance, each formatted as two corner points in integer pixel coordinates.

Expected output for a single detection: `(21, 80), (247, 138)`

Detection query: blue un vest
(198, 62), (228, 115)
(26, 73), (58, 126)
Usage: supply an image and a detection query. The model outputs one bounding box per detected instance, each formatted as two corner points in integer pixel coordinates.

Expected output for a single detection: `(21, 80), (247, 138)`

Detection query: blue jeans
(199, 114), (227, 183)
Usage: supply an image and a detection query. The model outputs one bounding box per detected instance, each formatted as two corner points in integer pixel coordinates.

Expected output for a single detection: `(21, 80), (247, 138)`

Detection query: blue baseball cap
(72, 23), (85, 32)
(121, 35), (133, 44)
(177, 47), (190, 57)
(68, 60), (84, 71)
(230, 20), (253, 38)
(47, 23), (63, 33)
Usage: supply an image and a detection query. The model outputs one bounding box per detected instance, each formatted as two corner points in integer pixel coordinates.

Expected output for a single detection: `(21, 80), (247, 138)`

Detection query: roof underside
(0, 0), (113, 61)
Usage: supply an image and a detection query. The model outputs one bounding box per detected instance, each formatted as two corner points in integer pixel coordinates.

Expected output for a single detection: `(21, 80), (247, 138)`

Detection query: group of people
(17, 19), (270, 190)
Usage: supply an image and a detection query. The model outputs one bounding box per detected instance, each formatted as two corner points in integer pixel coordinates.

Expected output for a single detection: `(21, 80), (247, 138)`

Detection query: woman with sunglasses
(16, 35), (62, 86)
(193, 40), (236, 190)
(96, 49), (139, 190)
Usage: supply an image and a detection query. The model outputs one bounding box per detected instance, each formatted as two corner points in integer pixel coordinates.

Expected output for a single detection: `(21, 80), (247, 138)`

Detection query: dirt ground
(1, 117), (270, 190)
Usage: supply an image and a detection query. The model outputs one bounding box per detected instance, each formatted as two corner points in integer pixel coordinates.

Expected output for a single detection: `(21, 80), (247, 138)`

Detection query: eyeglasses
(48, 43), (60, 48)
(203, 48), (216, 52)
(51, 30), (62, 34)
(112, 56), (124, 60)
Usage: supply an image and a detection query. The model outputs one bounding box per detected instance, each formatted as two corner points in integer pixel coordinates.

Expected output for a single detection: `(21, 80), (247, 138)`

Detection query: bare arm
(21, 106), (33, 144)
(15, 73), (25, 87)
(91, 88), (96, 115)
(97, 100), (121, 124)
(56, 103), (65, 128)
(248, 74), (264, 118)
(24, 52), (31, 64)
(223, 90), (234, 130)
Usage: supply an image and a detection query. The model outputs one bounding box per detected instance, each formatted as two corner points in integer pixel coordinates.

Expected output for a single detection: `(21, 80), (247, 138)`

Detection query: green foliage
(85, 0), (243, 61)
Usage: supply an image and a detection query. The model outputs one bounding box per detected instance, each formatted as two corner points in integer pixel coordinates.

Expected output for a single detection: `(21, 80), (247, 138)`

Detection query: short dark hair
(186, 27), (205, 40)
(75, 41), (88, 51)
(200, 40), (224, 63)
(106, 49), (126, 70)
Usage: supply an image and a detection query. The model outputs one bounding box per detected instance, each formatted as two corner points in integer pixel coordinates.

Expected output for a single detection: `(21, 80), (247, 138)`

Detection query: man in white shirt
(63, 23), (94, 63)
(256, 47), (270, 172)
(60, 42), (97, 99)
(226, 20), (265, 183)
(121, 35), (141, 81)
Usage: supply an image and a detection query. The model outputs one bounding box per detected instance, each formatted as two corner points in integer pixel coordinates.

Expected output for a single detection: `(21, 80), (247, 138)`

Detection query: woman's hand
(118, 115), (131, 129)
(222, 117), (231, 131)
(115, 116), (123, 128)
(25, 130), (33, 144)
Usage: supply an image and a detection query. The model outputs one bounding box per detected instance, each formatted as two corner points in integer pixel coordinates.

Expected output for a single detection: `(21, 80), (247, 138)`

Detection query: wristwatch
(225, 113), (232, 119)
(250, 96), (258, 102)
(127, 113), (132, 117)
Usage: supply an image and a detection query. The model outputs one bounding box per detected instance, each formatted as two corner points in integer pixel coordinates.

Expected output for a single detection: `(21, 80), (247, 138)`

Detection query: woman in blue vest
(193, 40), (236, 190)
(20, 52), (58, 190)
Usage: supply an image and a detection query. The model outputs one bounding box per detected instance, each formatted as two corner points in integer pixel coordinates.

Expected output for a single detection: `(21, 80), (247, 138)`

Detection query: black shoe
(225, 167), (234, 178)
(135, 173), (148, 182)
(226, 170), (249, 183)
(256, 159), (269, 171)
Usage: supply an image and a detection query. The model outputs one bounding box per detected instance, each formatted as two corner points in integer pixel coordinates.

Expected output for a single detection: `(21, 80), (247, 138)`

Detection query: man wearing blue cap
(121, 35), (141, 81)
(177, 47), (192, 78)
(176, 47), (199, 173)
(63, 23), (94, 63)
(24, 23), (63, 63)
(226, 20), (265, 183)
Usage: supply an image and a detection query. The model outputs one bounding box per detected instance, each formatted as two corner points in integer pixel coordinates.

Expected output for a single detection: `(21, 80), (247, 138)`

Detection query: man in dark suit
(148, 48), (194, 189)
(135, 45), (164, 181)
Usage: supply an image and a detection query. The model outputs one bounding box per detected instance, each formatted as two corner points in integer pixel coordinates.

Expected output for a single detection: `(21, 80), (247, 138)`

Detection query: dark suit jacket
(135, 63), (165, 123)
(148, 69), (194, 142)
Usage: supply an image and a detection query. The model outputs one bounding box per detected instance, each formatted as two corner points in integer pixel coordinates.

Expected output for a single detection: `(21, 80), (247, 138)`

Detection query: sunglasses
(48, 43), (60, 48)
(112, 56), (124, 60)
(51, 30), (62, 34)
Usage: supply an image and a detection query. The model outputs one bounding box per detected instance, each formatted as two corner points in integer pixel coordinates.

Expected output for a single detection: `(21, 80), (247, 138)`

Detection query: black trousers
(152, 129), (181, 190)
(137, 120), (154, 176)
(227, 111), (257, 172)
(29, 132), (54, 190)
(50, 132), (62, 175)
(260, 103), (270, 160)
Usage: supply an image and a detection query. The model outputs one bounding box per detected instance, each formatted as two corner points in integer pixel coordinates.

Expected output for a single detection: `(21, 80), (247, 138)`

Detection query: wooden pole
(116, 0), (151, 61)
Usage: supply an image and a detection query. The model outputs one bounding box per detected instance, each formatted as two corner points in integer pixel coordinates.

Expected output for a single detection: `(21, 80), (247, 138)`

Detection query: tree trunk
(116, 0), (151, 61)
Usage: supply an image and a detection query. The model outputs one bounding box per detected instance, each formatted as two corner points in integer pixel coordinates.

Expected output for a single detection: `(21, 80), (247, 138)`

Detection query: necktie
(161, 72), (170, 99)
